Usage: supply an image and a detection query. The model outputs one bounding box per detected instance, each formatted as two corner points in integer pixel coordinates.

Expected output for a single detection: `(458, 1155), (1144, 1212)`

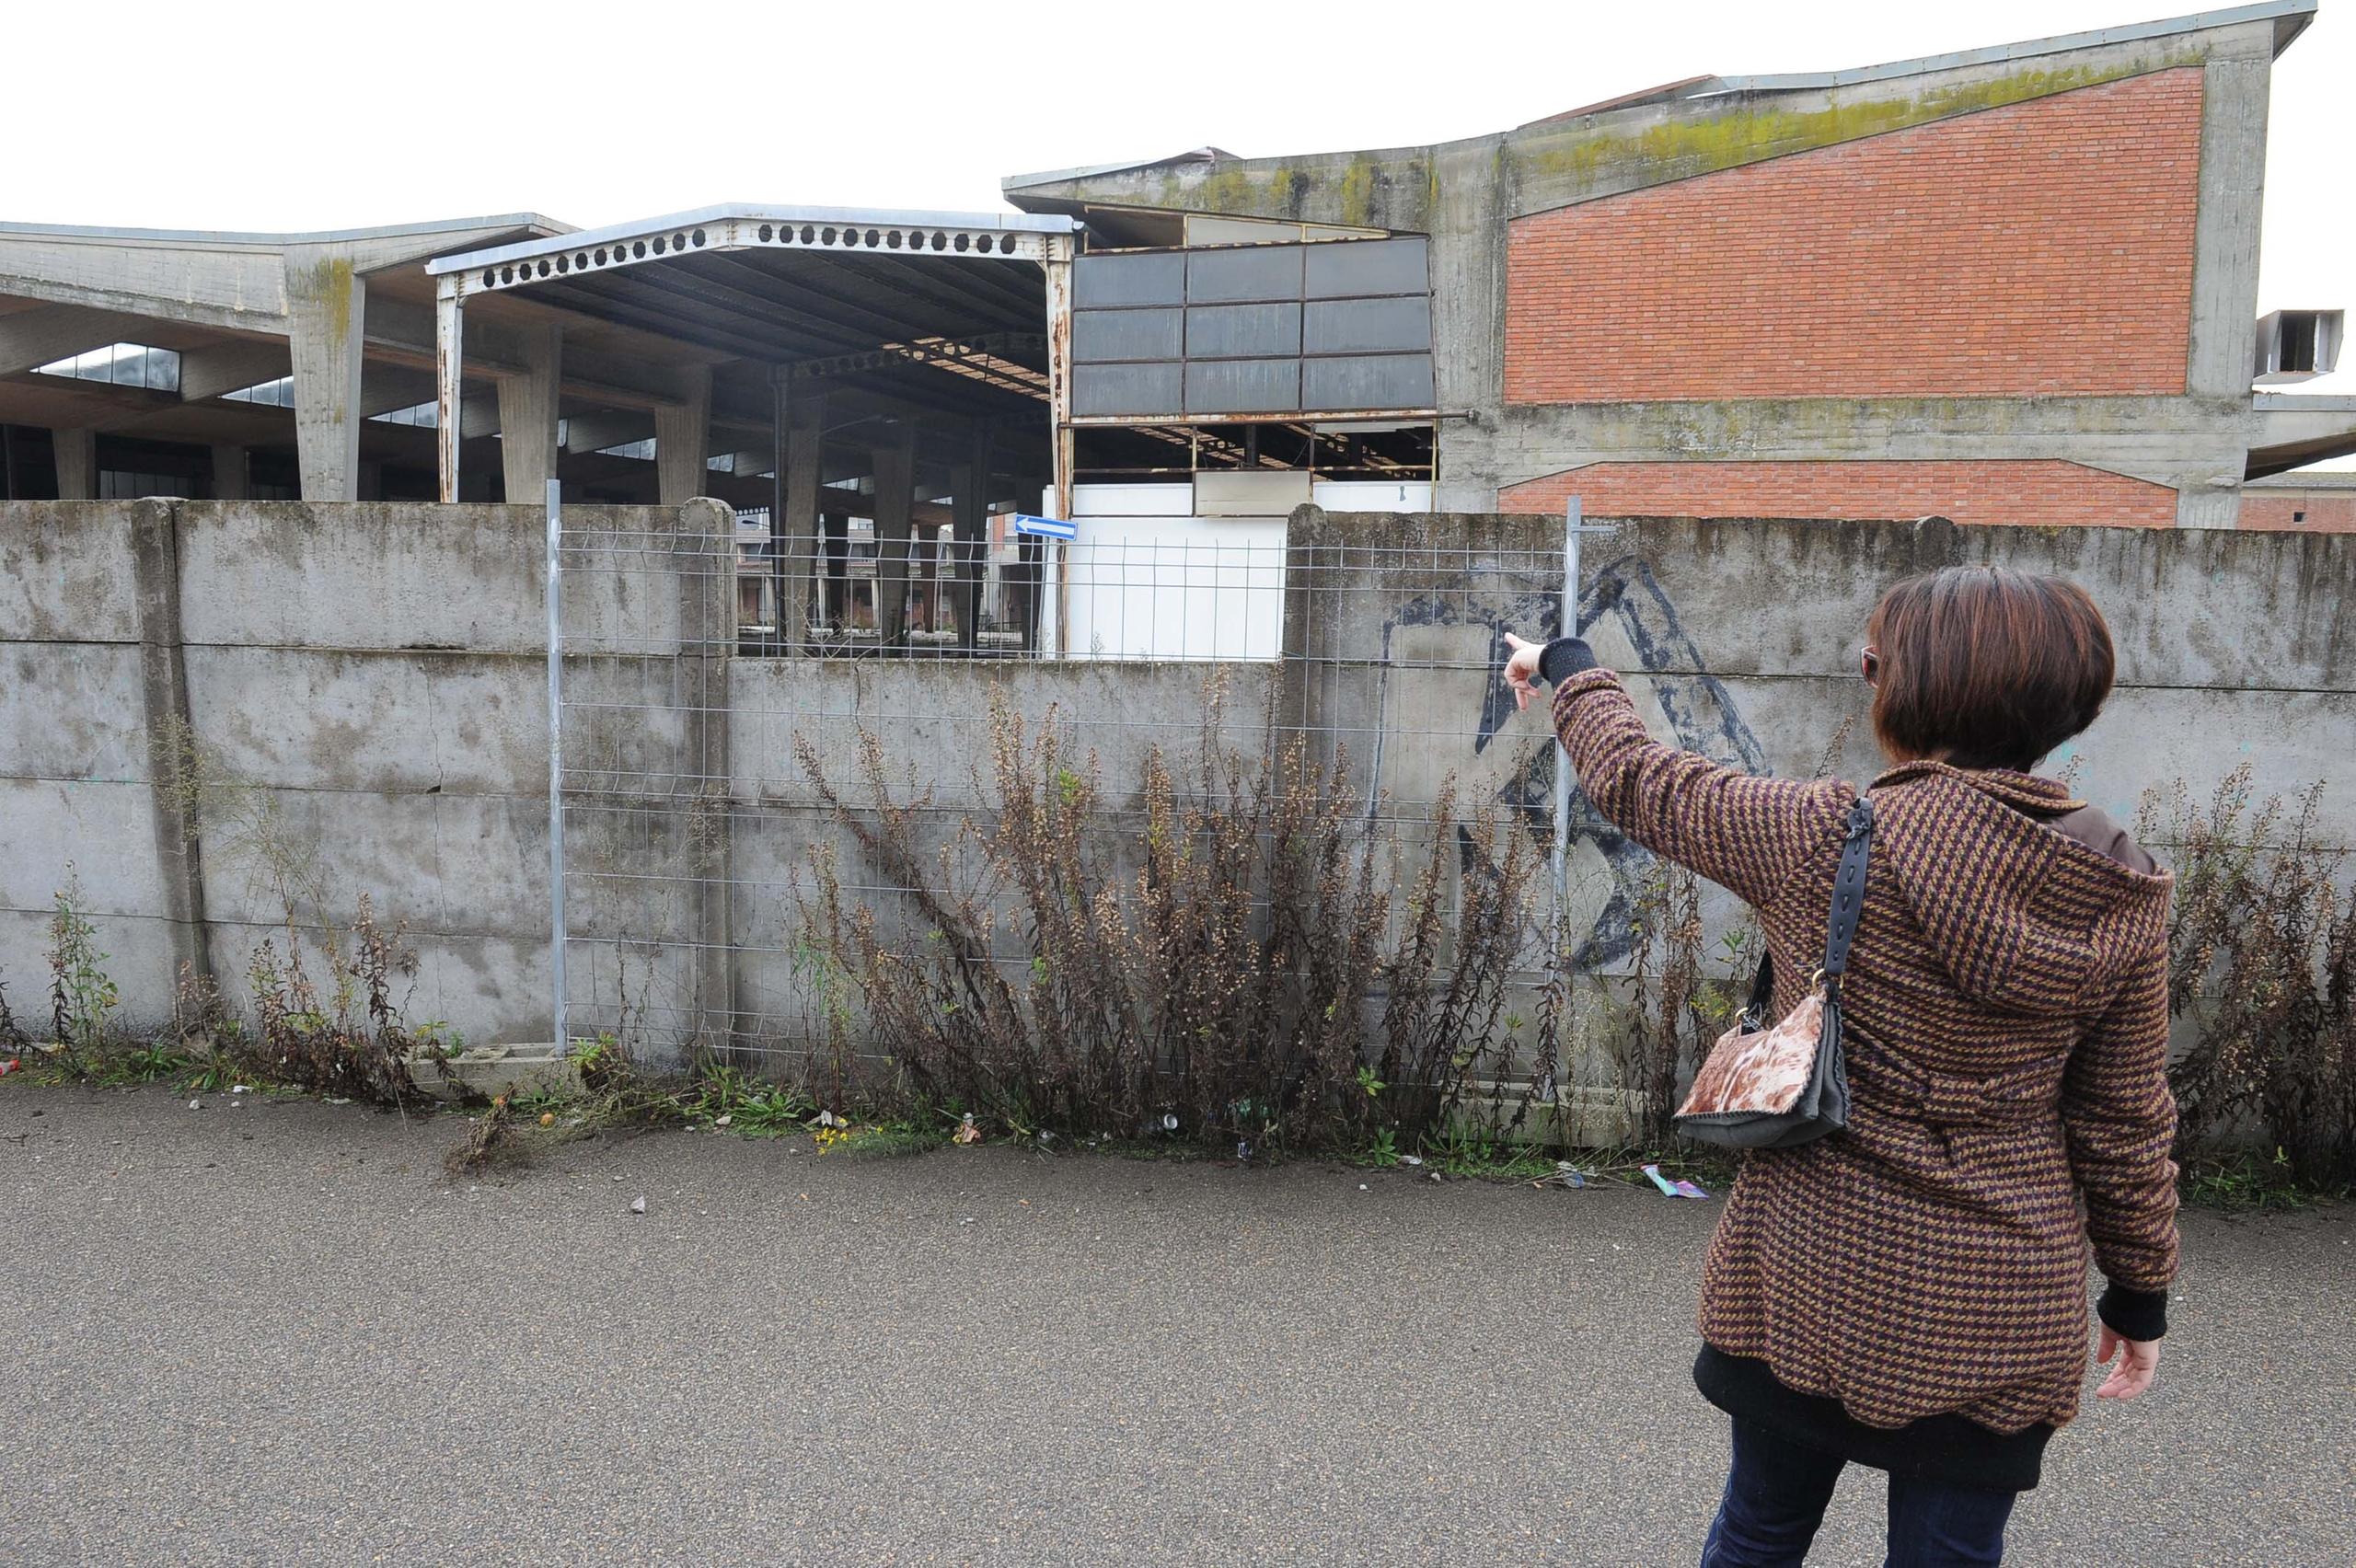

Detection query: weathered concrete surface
(0, 499), (728, 1042)
(714, 659), (1286, 1054)
(1293, 510), (2356, 853)
(2, 1083), (2349, 1566)
(6, 499), (2350, 1055)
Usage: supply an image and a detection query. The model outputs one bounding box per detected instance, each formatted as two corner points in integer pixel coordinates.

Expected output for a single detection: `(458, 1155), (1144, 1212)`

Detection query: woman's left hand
(2095, 1327), (2161, 1401)
(1503, 632), (1545, 711)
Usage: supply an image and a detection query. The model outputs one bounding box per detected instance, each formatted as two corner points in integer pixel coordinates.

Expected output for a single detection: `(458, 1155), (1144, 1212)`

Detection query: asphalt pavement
(3, 1080), (2349, 1566)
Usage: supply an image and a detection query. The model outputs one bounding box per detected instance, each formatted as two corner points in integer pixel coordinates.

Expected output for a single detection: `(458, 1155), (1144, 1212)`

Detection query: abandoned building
(1, 0), (2350, 655)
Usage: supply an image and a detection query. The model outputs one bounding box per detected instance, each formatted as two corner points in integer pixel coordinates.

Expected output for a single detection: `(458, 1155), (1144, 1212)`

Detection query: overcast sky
(8, 0), (2350, 409)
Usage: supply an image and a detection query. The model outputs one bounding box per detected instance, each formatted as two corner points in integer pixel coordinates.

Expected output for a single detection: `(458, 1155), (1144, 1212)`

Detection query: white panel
(1195, 471), (1313, 518)
(1059, 499), (1287, 663)
(1072, 483), (1195, 517)
(1310, 480), (1435, 513)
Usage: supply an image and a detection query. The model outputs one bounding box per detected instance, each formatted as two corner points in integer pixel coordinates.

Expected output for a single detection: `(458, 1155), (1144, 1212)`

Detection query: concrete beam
(1473, 395), (2255, 497)
(52, 426), (95, 499)
(358, 364), (437, 420)
(0, 217), (551, 338)
(561, 411), (652, 454)
(0, 235), (288, 336)
(459, 390), (502, 442)
(370, 295), (692, 413)
(655, 364), (714, 505)
(283, 251), (366, 501)
(0, 305), (158, 376)
(2247, 394), (2356, 477)
(496, 323), (562, 501)
(179, 339), (293, 402)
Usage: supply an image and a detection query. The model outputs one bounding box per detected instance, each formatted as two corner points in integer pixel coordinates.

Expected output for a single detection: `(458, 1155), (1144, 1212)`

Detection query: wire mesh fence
(550, 502), (1725, 1144)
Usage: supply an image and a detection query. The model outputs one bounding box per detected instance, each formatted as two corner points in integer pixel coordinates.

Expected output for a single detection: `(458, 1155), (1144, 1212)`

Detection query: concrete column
(52, 427), (96, 500)
(871, 425), (917, 646)
(1427, 138), (1508, 510)
(435, 282), (464, 502)
(209, 444), (248, 502)
(656, 364), (714, 506)
(128, 498), (212, 986)
(2186, 39), (2273, 401)
(2179, 27), (2277, 529)
(949, 423), (992, 650)
(776, 391), (823, 649)
(671, 497), (736, 1052)
(497, 323), (563, 502)
(284, 252), (367, 502)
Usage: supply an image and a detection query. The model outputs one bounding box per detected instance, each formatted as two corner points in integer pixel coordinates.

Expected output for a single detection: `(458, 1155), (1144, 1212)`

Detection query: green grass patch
(2179, 1148), (2349, 1213)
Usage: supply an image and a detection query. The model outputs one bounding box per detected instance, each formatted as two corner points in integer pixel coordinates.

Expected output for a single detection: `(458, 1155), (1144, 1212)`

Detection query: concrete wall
(1283, 510), (2353, 979)
(4, 498), (2350, 1066)
(0, 496), (724, 1043)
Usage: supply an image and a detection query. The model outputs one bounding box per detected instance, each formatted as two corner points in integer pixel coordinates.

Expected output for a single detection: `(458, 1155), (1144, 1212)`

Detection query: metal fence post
(546, 478), (568, 1055)
(1551, 496), (1581, 955)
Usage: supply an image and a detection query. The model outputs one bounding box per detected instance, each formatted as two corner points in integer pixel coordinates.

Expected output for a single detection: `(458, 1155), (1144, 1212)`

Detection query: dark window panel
(1301, 353), (1436, 411)
(1185, 245), (1305, 305)
(1185, 302), (1302, 360)
(1074, 361), (1185, 417)
(1304, 236), (1430, 298)
(1072, 307), (1184, 363)
(1185, 359), (1301, 414)
(1304, 297), (1433, 355)
(1073, 251), (1186, 308)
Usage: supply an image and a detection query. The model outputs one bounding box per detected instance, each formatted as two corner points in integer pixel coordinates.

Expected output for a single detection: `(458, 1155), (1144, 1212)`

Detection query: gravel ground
(3, 1080), (2349, 1566)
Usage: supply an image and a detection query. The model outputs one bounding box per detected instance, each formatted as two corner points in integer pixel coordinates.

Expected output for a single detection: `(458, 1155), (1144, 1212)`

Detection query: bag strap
(1740, 794), (1877, 1020)
(1820, 796), (1876, 995)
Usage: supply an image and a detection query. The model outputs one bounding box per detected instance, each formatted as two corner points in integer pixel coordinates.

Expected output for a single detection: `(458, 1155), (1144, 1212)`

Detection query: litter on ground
(1642, 1164), (1710, 1199)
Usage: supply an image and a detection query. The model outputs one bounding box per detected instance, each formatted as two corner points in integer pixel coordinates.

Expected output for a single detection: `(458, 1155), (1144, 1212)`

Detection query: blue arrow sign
(1010, 513), (1076, 541)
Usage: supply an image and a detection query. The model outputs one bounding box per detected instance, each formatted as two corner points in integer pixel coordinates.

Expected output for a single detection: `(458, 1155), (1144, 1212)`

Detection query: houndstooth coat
(1553, 668), (2179, 1443)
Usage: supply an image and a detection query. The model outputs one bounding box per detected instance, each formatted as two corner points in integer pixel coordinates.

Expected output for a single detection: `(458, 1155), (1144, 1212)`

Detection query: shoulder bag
(1672, 796), (1874, 1149)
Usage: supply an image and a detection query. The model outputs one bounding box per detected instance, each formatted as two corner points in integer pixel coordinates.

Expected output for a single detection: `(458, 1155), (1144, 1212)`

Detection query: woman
(1503, 565), (2177, 1568)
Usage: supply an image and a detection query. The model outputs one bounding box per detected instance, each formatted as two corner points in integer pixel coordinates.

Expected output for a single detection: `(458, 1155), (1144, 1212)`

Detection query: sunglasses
(1860, 647), (1881, 685)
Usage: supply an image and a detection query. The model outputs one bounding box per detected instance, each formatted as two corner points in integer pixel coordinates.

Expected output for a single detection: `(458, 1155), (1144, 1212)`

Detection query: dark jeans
(1700, 1418), (2019, 1567)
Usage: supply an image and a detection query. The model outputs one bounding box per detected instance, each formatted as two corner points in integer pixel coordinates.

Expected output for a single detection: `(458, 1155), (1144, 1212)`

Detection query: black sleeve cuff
(1537, 636), (1599, 685)
(2096, 1281), (2169, 1342)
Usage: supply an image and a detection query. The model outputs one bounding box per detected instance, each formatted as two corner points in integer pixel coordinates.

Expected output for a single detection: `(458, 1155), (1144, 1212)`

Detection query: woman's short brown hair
(1865, 566), (2115, 772)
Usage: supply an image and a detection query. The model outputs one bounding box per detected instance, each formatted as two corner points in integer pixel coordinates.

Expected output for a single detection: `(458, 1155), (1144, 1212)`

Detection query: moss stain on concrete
(1512, 57), (2197, 195)
(302, 257), (357, 349)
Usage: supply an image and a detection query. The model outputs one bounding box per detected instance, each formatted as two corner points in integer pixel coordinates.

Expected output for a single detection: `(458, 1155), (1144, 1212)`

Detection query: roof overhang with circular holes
(428, 204), (1078, 303)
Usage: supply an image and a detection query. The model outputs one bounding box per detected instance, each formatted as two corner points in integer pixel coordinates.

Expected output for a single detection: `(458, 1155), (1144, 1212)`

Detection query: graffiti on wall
(1374, 553), (1773, 969)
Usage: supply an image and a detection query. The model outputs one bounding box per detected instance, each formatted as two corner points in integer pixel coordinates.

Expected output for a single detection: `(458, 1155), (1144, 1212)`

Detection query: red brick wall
(1504, 70), (2204, 402)
(1498, 460), (2179, 529)
(2239, 487), (2356, 532)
